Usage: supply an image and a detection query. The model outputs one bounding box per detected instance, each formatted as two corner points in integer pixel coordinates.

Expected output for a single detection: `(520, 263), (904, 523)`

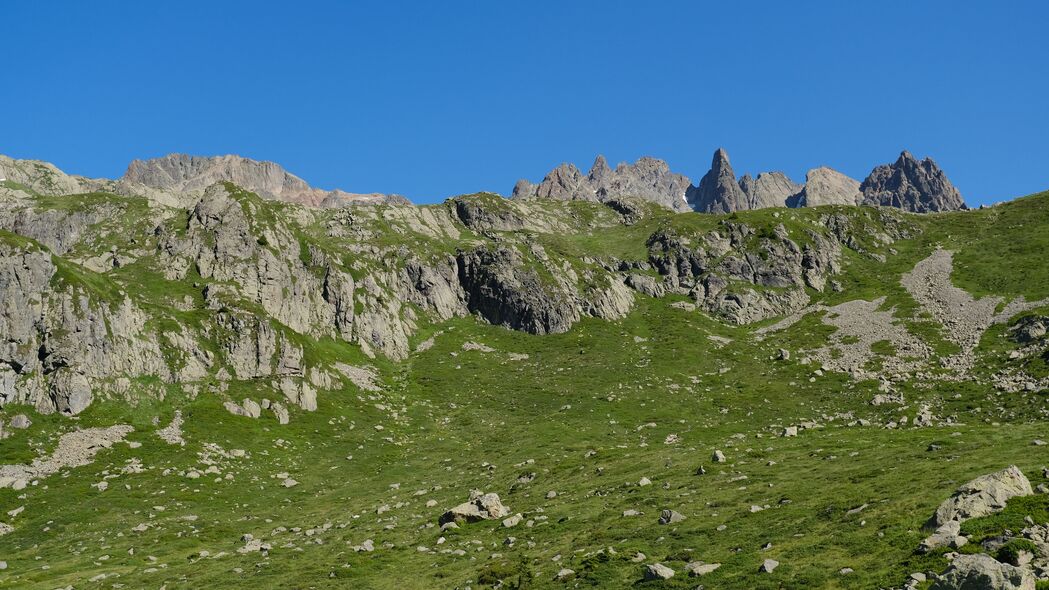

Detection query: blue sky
(3, 1), (1047, 205)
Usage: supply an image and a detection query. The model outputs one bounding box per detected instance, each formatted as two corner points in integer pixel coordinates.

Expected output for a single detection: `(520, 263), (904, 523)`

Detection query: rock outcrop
(123, 154), (409, 208)
(456, 245), (632, 334)
(687, 149), (749, 214)
(512, 156), (692, 212)
(860, 151), (965, 212)
(646, 221), (841, 324)
(928, 466), (1033, 530)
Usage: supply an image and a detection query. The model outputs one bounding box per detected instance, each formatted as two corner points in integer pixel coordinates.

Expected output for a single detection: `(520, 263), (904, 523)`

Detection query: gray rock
(644, 563), (675, 580)
(8, 414), (30, 429)
(860, 151), (965, 212)
(919, 520), (968, 553)
(439, 491), (510, 525)
(928, 466), (1033, 529)
(930, 553), (1034, 590)
(760, 558), (779, 573)
(658, 509), (686, 525)
(49, 371), (93, 416)
(685, 561), (721, 576)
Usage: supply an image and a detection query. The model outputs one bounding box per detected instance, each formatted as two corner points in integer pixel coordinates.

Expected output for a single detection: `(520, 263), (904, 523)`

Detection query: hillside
(0, 170), (1048, 589)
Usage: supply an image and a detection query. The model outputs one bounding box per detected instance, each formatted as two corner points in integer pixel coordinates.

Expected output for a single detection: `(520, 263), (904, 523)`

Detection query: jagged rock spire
(687, 148), (749, 214)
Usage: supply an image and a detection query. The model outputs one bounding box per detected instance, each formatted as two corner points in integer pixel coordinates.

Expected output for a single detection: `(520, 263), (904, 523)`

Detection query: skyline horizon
(2, 145), (1015, 208)
(3, 1), (1048, 207)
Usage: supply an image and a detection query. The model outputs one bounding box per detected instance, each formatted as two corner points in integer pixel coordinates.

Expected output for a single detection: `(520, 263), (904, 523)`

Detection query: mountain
(0, 151), (1045, 590)
(788, 167), (862, 207)
(860, 150), (965, 212)
(739, 171), (802, 210)
(123, 154), (410, 207)
(511, 155), (692, 212)
(520, 148), (963, 215)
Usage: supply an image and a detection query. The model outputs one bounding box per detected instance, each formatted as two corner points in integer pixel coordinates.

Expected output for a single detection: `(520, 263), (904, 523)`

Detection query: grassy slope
(0, 193), (1048, 589)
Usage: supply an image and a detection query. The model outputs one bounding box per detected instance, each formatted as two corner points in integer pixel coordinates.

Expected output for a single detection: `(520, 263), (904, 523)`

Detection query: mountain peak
(861, 151), (964, 212)
(687, 148), (748, 214)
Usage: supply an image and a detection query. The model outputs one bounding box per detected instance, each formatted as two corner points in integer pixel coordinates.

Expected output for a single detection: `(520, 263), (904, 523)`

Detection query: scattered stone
(760, 559), (779, 573)
(555, 568), (575, 581)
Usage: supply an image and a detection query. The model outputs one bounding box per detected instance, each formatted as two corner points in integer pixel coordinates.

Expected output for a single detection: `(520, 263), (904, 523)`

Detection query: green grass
(2, 188), (1049, 588)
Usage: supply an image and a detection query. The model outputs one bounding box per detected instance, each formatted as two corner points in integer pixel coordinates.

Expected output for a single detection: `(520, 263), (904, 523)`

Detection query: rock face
(456, 245), (632, 334)
(739, 171), (801, 210)
(860, 151), (965, 212)
(687, 149), (750, 213)
(647, 220), (841, 324)
(930, 553), (1035, 590)
(123, 154), (409, 208)
(788, 167), (861, 207)
(512, 155), (691, 212)
(928, 466), (1033, 529)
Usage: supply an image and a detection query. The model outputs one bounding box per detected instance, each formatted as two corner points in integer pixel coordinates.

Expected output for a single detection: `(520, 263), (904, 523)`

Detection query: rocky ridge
(518, 148), (965, 214)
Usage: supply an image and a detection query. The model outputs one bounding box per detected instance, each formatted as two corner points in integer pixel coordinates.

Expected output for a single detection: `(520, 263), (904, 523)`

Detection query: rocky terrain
(0, 151), (1045, 589)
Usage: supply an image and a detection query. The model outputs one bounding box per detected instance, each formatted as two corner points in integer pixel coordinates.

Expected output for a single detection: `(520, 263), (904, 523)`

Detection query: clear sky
(3, 1), (1047, 205)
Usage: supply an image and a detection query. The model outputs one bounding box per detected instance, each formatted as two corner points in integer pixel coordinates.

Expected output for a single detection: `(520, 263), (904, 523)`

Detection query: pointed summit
(687, 148), (748, 213)
(860, 150), (965, 212)
(588, 155), (612, 183)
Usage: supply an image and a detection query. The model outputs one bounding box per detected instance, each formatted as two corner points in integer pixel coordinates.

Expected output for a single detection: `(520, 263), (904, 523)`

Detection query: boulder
(644, 563), (675, 580)
(920, 520), (968, 553)
(439, 491), (510, 525)
(658, 509), (686, 525)
(928, 466), (1033, 529)
(930, 553), (1034, 590)
(685, 561), (721, 576)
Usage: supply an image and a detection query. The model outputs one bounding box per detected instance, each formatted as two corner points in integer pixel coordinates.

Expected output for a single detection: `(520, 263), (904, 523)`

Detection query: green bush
(996, 538), (1039, 565)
